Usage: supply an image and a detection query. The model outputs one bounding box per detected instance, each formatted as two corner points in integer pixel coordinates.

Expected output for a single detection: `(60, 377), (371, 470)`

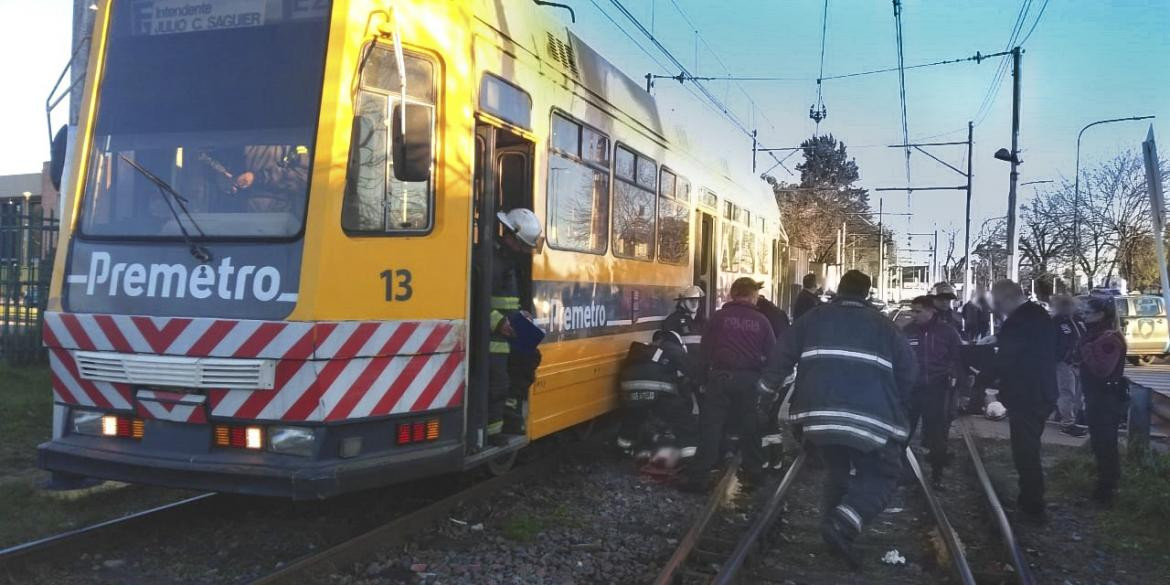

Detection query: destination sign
(132, 0), (267, 36)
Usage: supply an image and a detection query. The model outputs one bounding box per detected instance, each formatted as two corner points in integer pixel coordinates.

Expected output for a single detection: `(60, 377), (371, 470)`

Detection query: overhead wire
(973, 0), (1032, 125)
(666, 0), (785, 144)
(603, 0), (794, 175)
(1018, 0), (1051, 46)
(892, 0), (911, 221)
(812, 0), (830, 134)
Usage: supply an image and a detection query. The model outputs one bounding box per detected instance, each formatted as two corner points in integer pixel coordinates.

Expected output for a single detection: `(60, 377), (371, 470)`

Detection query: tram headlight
(269, 426), (315, 457)
(72, 410), (104, 436)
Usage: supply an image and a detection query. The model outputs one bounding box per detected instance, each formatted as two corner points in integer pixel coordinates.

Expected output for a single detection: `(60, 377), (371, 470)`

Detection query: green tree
(765, 135), (873, 265)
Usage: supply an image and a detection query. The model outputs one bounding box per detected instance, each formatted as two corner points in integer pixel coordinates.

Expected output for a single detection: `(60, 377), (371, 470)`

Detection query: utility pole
(1004, 46), (1022, 282)
(878, 199), (885, 301)
(933, 229), (939, 283)
(964, 121), (974, 301)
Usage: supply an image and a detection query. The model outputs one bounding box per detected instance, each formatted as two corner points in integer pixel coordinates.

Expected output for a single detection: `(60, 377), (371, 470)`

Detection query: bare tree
(1018, 187), (1071, 294)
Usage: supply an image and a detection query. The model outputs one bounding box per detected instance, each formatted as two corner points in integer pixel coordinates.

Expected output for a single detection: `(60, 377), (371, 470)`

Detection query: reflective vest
(619, 333), (689, 406)
(490, 243), (520, 354)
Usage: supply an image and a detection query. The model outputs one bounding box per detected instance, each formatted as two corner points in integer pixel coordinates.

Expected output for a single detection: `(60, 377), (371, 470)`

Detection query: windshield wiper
(118, 155), (212, 263)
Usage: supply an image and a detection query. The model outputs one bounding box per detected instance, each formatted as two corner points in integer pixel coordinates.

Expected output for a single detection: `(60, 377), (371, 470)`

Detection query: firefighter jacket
(619, 332), (691, 405)
(758, 296), (917, 452)
(490, 242), (521, 354)
(903, 315), (964, 387)
(662, 306), (703, 353)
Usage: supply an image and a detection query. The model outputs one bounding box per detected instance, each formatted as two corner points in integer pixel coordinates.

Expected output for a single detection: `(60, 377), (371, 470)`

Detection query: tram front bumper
(37, 435), (464, 500)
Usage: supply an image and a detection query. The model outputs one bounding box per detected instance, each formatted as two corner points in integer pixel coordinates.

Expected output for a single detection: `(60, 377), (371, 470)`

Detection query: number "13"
(380, 269), (413, 301)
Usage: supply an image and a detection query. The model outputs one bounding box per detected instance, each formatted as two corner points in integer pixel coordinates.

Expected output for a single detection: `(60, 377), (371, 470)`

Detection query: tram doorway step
(463, 434), (528, 470)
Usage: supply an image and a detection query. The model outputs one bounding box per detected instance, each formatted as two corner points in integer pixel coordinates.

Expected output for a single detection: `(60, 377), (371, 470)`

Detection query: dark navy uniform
(488, 243), (521, 437)
(662, 306), (704, 354)
(616, 331), (698, 453)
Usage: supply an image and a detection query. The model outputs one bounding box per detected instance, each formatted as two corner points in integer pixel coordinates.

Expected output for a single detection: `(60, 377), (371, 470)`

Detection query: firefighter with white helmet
(664, 285), (706, 354)
(488, 208), (543, 442)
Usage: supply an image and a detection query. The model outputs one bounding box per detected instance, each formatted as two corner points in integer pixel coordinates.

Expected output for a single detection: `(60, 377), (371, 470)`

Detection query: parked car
(1114, 295), (1170, 365)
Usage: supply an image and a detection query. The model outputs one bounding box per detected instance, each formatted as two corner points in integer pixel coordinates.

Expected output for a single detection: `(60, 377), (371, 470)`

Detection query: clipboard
(508, 312), (545, 353)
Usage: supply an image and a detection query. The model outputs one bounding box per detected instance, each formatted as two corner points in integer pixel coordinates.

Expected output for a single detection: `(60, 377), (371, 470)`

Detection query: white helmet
(984, 401), (1007, 420)
(497, 208), (542, 249)
(676, 285), (705, 301)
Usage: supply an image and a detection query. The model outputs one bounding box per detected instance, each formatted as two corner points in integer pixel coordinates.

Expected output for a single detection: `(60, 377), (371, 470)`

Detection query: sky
(0, 0), (1166, 267)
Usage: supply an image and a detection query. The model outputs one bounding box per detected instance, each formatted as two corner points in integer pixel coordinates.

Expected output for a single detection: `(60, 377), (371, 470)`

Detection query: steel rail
(906, 447), (978, 585)
(959, 420), (1036, 585)
(711, 450), (806, 585)
(0, 492), (217, 569)
(651, 456), (741, 585)
(248, 453), (563, 585)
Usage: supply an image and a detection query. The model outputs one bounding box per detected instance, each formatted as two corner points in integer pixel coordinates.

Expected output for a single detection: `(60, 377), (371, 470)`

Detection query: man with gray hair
(974, 279), (1059, 521)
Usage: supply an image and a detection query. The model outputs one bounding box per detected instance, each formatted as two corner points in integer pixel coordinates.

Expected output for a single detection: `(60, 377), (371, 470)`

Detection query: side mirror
(392, 104), (432, 183)
(50, 125), (69, 191)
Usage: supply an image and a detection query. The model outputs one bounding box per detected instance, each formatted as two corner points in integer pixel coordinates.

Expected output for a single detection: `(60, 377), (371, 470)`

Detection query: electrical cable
(973, 0), (1032, 125)
(603, 0), (792, 175)
(667, 0), (785, 142)
(1018, 0), (1050, 46)
(811, 0), (830, 134)
(893, 0), (911, 210)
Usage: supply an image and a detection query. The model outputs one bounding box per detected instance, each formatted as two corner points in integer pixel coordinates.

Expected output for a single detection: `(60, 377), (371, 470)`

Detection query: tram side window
(657, 168), (690, 265)
(547, 113), (609, 254)
(613, 145), (656, 261)
(343, 47), (436, 234)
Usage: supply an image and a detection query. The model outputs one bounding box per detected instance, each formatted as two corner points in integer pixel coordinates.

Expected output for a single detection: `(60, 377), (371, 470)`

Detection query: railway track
(247, 451), (561, 585)
(655, 423), (1036, 584)
(0, 492), (219, 572)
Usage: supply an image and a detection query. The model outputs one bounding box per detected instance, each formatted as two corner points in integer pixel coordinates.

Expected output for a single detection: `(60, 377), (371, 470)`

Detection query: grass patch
(0, 480), (195, 548)
(0, 364), (196, 548)
(0, 364), (52, 476)
(1050, 447), (1170, 553)
(500, 504), (582, 542)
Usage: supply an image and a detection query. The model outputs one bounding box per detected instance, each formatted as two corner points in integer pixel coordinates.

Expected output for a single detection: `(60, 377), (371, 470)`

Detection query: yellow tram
(40, 0), (785, 497)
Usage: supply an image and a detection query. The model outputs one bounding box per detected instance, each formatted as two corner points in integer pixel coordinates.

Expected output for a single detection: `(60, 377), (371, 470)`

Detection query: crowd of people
(615, 270), (1131, 568)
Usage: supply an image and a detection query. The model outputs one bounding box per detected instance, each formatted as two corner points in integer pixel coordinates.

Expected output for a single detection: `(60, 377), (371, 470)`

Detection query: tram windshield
(80, 0), (332, 239)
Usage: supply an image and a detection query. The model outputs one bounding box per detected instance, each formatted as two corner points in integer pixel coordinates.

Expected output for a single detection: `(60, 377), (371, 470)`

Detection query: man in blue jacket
(759, 270), (916, 567)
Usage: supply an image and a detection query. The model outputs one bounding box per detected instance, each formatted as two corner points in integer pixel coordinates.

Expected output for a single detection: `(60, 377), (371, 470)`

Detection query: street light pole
(1073, 115), (1156, 292)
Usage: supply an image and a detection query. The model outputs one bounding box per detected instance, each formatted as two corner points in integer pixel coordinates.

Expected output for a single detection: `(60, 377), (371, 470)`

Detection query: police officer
(1078, 296), (1127, 506)
(682, 277), (776, 490)
(903, 295), (964, 486)
(663, 285), (706, 354)
(930, 282), (962, 332)
(488, 208), (543, 442)
(974, 279), (1058, 521)
(616, 330), (699, 459)
(759, 270), (915, 568)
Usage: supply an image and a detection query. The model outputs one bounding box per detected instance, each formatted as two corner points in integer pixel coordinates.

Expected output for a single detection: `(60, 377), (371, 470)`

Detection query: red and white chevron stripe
(44, 312), (466, 423)
(136, 389), (208, 424)
(42, 312), (465, 359)
(49, 348), (134, 411)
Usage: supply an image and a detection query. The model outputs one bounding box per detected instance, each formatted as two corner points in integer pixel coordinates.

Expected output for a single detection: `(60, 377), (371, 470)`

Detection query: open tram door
(468, 116), (536, 469)
(693, 210), (718, 319)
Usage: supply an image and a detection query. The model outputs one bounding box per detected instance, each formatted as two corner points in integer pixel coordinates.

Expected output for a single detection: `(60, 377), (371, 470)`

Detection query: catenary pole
(964, 121), (974, 301)
(1005, 47), (1022, 282)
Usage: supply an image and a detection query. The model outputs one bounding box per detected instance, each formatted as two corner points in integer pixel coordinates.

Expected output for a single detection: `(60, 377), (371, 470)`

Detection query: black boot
(820, 516), (861, 570)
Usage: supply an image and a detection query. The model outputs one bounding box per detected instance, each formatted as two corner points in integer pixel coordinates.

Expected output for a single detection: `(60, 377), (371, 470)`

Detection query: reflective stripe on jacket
(759, 297), (916, 451)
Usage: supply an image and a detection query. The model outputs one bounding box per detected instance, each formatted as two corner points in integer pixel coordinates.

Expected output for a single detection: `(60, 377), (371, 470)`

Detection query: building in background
(0, 162), (60, 262)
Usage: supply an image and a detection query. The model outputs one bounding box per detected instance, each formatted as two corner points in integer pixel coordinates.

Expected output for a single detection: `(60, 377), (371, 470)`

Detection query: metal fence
(0, 205), (58, 365)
